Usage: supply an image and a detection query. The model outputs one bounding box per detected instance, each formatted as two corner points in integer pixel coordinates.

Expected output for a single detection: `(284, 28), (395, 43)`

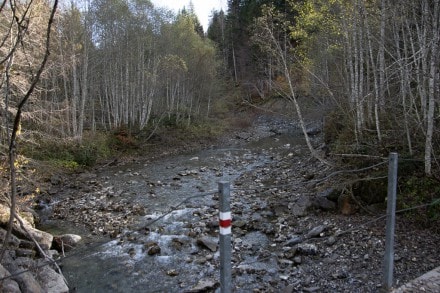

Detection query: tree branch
(0, 0), (58, 262)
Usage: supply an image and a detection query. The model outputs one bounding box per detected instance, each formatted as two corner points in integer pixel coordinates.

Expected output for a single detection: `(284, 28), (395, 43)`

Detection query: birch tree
(252, 5), (332, 166)
(307, 0), (438, 174)
(424, 0), (439, 175)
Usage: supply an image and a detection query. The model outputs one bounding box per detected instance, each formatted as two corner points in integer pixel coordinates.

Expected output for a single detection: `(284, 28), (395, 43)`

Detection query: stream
(42, 120), (308, 292)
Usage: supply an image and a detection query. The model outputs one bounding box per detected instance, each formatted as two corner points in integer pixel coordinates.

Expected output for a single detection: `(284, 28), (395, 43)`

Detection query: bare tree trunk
(72, 56), (80, 137)
(365, 18), (382, 143)
(261, 15), (332, 166)
(356, 2), (365, 140)
(412, 0), (430, 123)
(348, 7), (362, 144)
(1, 54), (14, 148)
(378, 0), (386, 110)
(375, 0), (386, 143)
(405, 18), (424, 128)
(232, 43), (238, 84)
(394, 19), (414, 156)
(78, 53), (88, 139)
(58, 35), (71, 136)
(424, 0), (439, 175)
(283, 59), (332, 166)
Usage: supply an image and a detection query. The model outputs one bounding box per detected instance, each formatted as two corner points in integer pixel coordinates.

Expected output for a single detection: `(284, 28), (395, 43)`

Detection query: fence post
(383, 152), (398, 290)
(218, 181), (232, 293)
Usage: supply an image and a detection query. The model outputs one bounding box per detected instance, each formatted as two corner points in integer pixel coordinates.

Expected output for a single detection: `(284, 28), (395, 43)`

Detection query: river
(41, 119), (308, 292)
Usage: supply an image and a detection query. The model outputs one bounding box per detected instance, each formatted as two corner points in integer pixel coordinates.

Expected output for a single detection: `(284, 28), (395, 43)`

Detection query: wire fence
(0, 154), (439, 291)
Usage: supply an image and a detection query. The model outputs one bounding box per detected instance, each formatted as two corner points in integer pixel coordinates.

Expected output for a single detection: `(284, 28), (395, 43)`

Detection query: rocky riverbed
(3, 114), (440, 292)
(0, 205), (73, 292)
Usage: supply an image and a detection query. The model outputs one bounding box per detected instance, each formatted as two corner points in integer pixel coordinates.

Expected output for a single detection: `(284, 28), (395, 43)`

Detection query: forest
(1, 0), (439, 205)
(0, 0), (439, 291)
(210, 0), (439, 176)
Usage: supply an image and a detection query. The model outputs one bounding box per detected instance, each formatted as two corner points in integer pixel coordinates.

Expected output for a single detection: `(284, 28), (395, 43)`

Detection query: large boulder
(0, 204), (53, 250)
(0, 203), (69, 292)
(38, 264), (69, 293)
(0, 264), (20, 293)
(13, 217), (53, 251)
(3, 258), (45, 293)
(0, 228), (20, 248)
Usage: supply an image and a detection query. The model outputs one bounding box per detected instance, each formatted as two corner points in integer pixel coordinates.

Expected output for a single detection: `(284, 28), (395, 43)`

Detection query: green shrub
(48, 159), (79, 170)
(21, 131), (114, 168)
(399, 175), (440, 227)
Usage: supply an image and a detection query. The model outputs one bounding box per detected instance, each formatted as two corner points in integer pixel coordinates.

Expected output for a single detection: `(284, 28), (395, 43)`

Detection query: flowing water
(46, 128), (307, 292)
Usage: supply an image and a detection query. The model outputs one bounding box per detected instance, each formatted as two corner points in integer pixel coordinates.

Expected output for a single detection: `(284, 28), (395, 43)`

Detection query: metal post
(218, 181), (232, 293)
(383, 152), (398, 290)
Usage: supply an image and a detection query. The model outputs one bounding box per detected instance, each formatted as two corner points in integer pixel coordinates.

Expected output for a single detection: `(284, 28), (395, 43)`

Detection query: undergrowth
(398, 175), (440, 228)
(21, 131), (113, 169)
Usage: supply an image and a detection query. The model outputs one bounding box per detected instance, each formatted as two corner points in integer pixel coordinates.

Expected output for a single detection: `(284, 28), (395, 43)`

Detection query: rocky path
(38, 115), (440, 292)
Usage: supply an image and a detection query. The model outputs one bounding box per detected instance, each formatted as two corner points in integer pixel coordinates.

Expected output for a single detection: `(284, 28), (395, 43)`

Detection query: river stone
(186, 279), (219, 292)
(195, 256), (208, 264)
(196, 236), (218, 252)
(19, 210), (37, 227)
(11, 271), (44, 293)
(38, 265), (69, 293)
(19, 240), (36, 250)
(283, 247), (298, 259)
(147, 244), (161, 256)
(52, 234), (82, 252)
(332, 269), (349, 279)
(306, 125), (322, 136)
(297, 243), (319, 255)
(318, 188), (340, 202)
(282, 284), (295, 293)
(14, 218), (54, 250)
(128, 247), (136, 258)
(15, 249), (36, 258)
(166, 269), (179, 276)
(242, 231), (269, 249)
(313, 196), (336, 211)
(306, 225), (326, 238)
(326, 236), (337, 246)
(0, 264), (20, 293)
(0, 228), (20, 248)
(234, 219), (246, 228)
(286, 235), (304, 246)
(304, 286), (321, 292)
(290, 196), (314, 217)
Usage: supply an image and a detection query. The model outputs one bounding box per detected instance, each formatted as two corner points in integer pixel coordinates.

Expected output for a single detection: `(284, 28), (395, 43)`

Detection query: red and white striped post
(218, 181), (232, 293)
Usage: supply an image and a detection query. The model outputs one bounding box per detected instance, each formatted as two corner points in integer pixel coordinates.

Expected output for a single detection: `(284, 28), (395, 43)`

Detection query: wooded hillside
(209, 0), (439, 176)
(1, 0), (439, 177)
(1, 0), (220, 149)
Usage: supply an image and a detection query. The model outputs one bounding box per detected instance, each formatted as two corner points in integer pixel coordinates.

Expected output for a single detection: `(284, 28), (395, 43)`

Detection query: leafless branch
(0, 0), (58, 262)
